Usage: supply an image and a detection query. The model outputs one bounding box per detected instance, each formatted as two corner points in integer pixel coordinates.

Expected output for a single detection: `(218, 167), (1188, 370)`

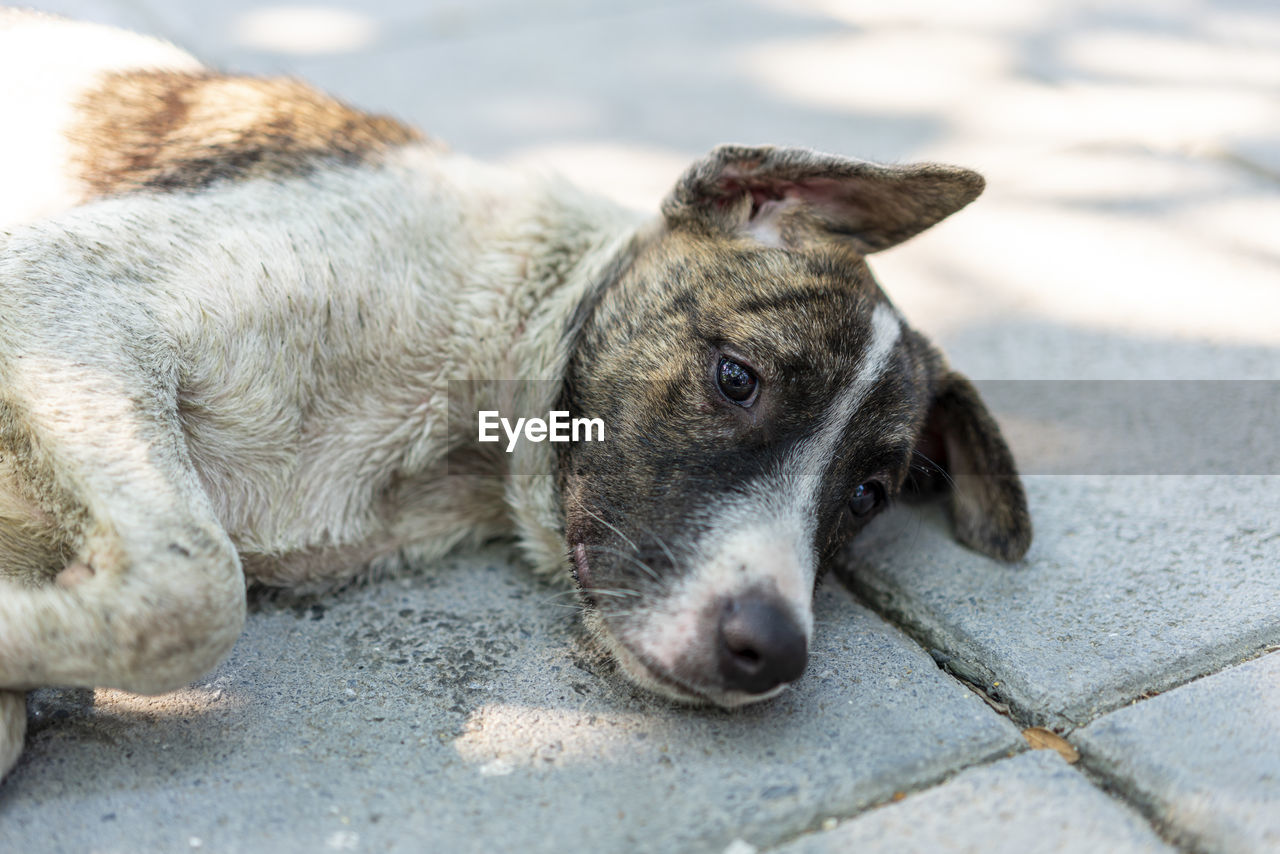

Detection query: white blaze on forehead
(792, 301), (903, 487)
(629, 302), (903, 673)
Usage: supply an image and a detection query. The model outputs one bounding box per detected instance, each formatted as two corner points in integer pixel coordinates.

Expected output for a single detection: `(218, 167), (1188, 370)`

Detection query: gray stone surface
(774, 750), (1174, 854)
(0, 548), (1020, 853)
(5, 0), (1280, 850)
(1076, 652), (1280, 854)
(842, 475), (1280, 727)
(124, 0), (933, 164)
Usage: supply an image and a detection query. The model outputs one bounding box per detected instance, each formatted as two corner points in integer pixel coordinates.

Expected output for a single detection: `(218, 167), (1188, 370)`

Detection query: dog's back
(0, 10), (432, 230)
(0, 10), (204, 227)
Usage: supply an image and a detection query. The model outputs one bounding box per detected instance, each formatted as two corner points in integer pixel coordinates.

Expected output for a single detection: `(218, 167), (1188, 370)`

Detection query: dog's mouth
(602, 628), (790, 709)
(570, 541), (793, 709)
(570, 542), (594, 591)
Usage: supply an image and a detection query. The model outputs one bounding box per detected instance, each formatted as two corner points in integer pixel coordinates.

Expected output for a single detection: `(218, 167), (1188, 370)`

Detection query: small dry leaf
(1022, 727), (1080, 764)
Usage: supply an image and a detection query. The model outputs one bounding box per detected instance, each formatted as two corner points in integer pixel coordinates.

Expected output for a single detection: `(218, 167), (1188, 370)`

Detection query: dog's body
(0, 10), (1030, 780)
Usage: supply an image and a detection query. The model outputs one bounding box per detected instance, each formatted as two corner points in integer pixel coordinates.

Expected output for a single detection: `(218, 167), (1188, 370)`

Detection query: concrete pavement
(2, 1), (1278, 851)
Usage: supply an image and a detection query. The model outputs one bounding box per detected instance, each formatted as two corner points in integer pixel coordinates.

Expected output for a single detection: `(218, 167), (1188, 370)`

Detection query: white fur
(742, 198), (799, 249)
(0, 11), (202, 229)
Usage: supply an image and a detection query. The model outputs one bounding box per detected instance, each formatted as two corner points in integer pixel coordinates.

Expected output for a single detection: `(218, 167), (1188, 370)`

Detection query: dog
(0, 9), (1030, 780)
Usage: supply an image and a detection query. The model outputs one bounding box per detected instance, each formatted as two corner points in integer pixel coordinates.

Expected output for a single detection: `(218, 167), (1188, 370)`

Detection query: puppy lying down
(0, 11), (1030, 780)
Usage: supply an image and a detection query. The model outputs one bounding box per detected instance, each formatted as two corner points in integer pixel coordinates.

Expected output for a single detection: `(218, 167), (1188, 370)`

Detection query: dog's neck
(386, 145), (647, 576)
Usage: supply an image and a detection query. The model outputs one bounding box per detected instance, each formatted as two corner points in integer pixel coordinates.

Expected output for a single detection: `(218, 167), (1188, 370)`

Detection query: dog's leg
(0, 336), (246, 696)
(0, 691), (24, 780)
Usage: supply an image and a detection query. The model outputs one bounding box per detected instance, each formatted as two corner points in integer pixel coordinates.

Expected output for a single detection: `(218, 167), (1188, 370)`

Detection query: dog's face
(558, 146), (1031, 707)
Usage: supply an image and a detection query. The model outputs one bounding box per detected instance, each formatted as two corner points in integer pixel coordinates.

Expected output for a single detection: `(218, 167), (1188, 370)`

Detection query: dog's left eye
(717, 357), (759, 405)
(849, 482), (885, 517)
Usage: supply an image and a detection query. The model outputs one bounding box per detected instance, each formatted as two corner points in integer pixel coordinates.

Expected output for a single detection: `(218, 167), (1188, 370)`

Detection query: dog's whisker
(581, 506), (640, 553)
(589, 497), (680, 580)
(546, 601), (589, 612)
(912, 449), (955, 490)
(586, 587), (644, 599)
(583, 544), (662, 583)
(537, 588), (592, 606)
(651, 532), (678, 570)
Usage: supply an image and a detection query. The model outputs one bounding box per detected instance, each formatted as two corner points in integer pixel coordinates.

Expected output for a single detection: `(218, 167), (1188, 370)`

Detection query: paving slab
(1075, 651), (1280, 854)
(4, 0), (1280, 850)
(840, 475), (1280, 727)
(773, 750), (1173, 854)
(0, 547), (1020, 854)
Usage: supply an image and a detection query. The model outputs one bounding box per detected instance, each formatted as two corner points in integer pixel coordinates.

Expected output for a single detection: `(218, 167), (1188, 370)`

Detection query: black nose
(717, 594), (808, 695)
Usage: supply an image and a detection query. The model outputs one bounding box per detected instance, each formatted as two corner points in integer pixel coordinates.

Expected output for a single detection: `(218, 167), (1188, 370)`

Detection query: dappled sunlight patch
(985, 148), (1240, 203)
(502, 142), (689, 211)
(92, 684), (242, 718)
(957, 81), (1277, 151)
(735, 31), (1011, 115)
(233, 6), (378, 55)
(757, 0), (1064, 30)
(731, 5), (1277, 160)
(454, 702), (662, 771)
(889, 203), (1280, 347)
(1174, 196), (1280, 265)
(1062, 30), (1280, 88)
(474, 95), (601, 136)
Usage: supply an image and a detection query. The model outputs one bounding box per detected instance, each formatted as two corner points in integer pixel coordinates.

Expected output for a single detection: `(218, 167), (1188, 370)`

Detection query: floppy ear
(915, 371), (1032, 561)
(662, 144), (984, 253)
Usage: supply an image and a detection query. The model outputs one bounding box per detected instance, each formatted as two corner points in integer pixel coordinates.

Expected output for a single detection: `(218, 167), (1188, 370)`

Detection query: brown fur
(69, 70), (426, 198)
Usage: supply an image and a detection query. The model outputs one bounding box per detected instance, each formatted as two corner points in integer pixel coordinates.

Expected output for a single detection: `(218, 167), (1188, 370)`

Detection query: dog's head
(559, 145), (1030, 706)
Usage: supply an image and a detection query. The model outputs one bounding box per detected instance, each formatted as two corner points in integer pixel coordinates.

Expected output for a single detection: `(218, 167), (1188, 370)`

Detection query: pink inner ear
(716, 174), (856, 222)
(749, 187), (774, 218)
(713, 176), (774, 212)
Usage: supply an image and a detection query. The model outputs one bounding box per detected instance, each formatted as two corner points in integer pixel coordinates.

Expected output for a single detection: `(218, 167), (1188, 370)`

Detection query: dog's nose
(717, 594), (808, 694)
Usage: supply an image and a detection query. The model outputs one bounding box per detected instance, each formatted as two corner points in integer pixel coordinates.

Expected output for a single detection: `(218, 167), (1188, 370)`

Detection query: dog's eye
(849, 482), (885, 517)
(716, 357), (758, 405)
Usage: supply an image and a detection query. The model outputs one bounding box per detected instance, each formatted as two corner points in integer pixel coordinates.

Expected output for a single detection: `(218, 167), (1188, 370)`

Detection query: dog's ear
(662, 144), (984, 253)
(914, 370), (1032, 562)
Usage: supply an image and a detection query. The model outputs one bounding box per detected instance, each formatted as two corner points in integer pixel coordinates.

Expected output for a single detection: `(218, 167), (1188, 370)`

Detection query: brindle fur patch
(69, 70), (426, 198)
(557, 230), (907, 589)
(557, 221), (1030, 631)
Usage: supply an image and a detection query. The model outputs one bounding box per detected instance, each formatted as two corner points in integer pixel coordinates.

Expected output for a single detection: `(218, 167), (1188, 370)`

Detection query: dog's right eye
(849, 481), (885, 517)
(717, 357), (759, 405)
